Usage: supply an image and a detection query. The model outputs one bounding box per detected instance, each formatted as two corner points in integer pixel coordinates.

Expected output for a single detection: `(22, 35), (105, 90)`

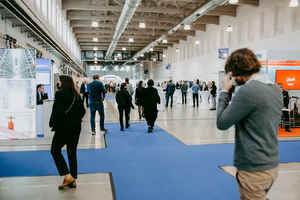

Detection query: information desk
(36, 101), (54, 138)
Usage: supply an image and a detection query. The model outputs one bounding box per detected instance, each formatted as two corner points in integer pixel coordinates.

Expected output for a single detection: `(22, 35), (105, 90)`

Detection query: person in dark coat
(116, 83), (135, 131)
(37, 84), (50, 105)
(181, 81), (188, 104)
(142, 79), (160, 133)
(135, 81), (145, 119)
(165, 79), (175, 108)
(49, 75), (86, 190)
(80, 80), (89, 108)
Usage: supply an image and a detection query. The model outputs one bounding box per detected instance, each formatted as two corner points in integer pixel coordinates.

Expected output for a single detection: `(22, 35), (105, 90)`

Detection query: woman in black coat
(142, 79), (160, 133)
(135, 81), (145, 119)
(116, 83), (135, 131)
(50, 75), (86, 189)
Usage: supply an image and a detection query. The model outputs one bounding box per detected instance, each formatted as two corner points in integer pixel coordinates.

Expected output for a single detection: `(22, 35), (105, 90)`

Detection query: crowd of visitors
(47, 48), (289, 199)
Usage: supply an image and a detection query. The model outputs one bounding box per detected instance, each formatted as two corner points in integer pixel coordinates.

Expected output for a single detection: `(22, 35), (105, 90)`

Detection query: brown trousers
(236, 167), (279, 200)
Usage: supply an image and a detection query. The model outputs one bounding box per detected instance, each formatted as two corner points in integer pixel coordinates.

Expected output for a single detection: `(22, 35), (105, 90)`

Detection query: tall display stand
(0, 49), (36, 139)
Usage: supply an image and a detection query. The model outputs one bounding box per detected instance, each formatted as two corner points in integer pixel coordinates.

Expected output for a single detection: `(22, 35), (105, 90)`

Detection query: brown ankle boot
(58, 177), (75, 189)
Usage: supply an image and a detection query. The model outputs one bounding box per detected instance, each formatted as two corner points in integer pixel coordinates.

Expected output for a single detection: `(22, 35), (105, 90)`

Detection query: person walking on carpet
(217, 48), (282, 200)
(116, 83), (135, 131)
(50, 75), (86, 189)
(142, 79), (160, 133)
(135, 81), (145, 119)
(88, 75), (108, 135)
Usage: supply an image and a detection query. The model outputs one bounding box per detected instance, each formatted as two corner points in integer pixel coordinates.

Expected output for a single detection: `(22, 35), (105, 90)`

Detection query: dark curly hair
(225, 48), (261, 77)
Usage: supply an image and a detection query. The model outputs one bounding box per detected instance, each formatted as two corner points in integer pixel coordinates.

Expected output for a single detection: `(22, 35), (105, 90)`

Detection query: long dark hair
(59, 75), (80, 99)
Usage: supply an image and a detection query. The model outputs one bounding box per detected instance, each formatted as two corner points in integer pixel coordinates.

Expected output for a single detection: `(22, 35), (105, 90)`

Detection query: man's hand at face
(222, 76), (234, 91)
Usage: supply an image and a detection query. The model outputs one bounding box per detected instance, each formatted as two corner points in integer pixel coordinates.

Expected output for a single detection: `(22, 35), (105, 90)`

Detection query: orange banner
(268, 61), (300, 66)
(260, 61), (266, 65)
(276, 70), (300, 90)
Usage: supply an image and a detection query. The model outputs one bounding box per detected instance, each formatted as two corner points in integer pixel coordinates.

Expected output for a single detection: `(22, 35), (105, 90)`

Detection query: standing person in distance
(116, 83), (135, 131)
(89, 75), (108, 135)
(142, 79), (160, 133)
(165, 79), (175, 108)
(200, 82), (208, 91)
(50, 75), (86, 189)
(191, 81), (200, 107)
(135, 81), (145, 119)
(80, 80), (89, 108)
(217, 48), (282, 200)
(278, 83), (291, 132)
(207, 81), (212, 103)
(210, 81), (217, 110)
(181, 81), (188, 104)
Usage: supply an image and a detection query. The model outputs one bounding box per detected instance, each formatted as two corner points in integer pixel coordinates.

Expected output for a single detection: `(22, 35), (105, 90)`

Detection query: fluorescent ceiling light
(229, 0), (238, 3)
(227, 26), (233, 32)
(149, 47), (153, 51)
(139, 22), (146, 28)
(289, 0), (299, 7)
(163, 39), (167, 43)
(140, 63), (143, 66)
(114, 58), (118, 60)
(153, 58), (156, 61)
(195, 39), (200, 44)
(163, 54), (166, 57)
(184, 24), (191, 30)
(134, 58), (137, 61)
(122, 47), (126, 51)
(140, 54), (144, 57)
(93, 37), (98, 42)
(93, 47), (98, 50)
(129, 38), (134, 42)
(92, 21), (99, 27)
(176, 48), (179, 52)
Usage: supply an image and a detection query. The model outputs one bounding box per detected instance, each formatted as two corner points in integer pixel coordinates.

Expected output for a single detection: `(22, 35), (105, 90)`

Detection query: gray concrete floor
(221, 163), (300, 200)
(0, 173), (115, 200)
(0, 92), (299, 199)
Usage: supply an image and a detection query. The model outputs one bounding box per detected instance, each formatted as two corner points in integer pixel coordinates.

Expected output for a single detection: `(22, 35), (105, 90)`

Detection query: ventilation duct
(105, 0), (142, 58)
(168, 0), (228, 35)
(133, 0), (228, 57)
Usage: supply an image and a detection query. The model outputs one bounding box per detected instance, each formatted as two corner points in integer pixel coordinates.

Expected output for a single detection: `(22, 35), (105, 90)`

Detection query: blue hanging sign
(218, 48), (229, 59)
(166, 63), (171, 70)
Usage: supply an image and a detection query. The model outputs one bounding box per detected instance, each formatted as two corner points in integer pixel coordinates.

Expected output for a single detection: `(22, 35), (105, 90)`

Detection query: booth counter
(36, 101), (54, 138)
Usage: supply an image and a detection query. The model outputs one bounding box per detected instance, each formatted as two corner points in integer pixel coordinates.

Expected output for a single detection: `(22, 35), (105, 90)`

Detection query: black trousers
(51, 118), (81, 179)
(118, 105), (130, 129)
(193, 93), (199, 107)
(182, 92), (187, 104)
(283, 110), (291, 129)
(82, 92), (89, 107)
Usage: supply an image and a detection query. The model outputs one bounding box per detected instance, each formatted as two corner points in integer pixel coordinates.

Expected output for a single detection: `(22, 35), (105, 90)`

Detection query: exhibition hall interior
(0, 0), (300, 199)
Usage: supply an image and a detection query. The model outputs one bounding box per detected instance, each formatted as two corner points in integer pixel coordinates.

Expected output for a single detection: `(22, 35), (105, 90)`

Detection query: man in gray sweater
(217, 48), (282, 200)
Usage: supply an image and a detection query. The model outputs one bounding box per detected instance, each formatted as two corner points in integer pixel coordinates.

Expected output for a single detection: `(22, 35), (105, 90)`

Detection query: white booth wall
(143, 0), (300, 88)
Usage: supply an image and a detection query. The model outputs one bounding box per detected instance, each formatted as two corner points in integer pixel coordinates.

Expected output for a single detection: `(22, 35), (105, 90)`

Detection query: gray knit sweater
(217, 79), (283, 172)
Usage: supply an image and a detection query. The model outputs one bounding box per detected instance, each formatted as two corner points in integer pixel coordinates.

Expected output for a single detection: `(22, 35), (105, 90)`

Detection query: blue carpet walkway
(1, 122), (300, 200)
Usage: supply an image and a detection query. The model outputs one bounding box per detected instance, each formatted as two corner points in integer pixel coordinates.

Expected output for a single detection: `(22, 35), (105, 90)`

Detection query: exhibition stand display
(0, 49), (37, 139)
